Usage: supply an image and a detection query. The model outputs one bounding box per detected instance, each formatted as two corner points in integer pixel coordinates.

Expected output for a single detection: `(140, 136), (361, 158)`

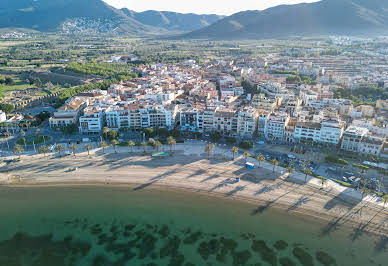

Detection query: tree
(84, 144), (92, 156)
(112, 139), (118, 153)
(303, 169), (312, 183)
(256, 155), (265, 167)
(54, 144), (64, 157)
(141, 141), (148, 153)
(128, 140), (135, 153)
(20, 130), (26, 147)
(382, 195), (388, 207)
(101, 141), (107, 154)
(360, 187), (370, 199)
(167, 136), (176, 153)
(154, 140), (162, 152)
(108, 130), (118, 140)
(39, 145), (49, 157)
(71, 144), (78, 157)
(320, 178), (328, 188)
(271, 159), (279, 173)
(287, 166), (294, 175)
(13, 145), (24, 159)
(239, 141), (253, 150)
(231, 146), (238, 160)
(210, 131), (222, 143)
(103, 127), (109, 140)
(35, 128), (40, 136)
(243, 152), (251, 162)
(205, 143), (215, 159)
(0, 103), (14, 113)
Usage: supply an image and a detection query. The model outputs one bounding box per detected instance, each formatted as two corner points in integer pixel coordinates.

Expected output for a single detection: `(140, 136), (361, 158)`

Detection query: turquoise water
(0, 186), (386, 266)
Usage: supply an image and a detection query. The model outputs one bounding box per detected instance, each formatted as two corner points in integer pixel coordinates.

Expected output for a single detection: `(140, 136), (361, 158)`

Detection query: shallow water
(0, 186), (386, 266)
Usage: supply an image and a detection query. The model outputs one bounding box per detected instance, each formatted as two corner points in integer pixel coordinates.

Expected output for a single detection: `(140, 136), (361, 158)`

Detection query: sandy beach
(1, 141), (387, 237)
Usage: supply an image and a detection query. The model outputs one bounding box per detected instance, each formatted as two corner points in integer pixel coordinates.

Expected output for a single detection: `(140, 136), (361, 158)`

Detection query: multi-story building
(264, 112), (290, 140)
(319, 118), (345, 145)
(50, 98), (87, 130)
(213, 109), (237, 136)
(180, 108), (203, 132)
(294, 122), (322, 143)
(341, 126), (369, 152)
(359, 134), (385, 156)
(237, 107), (259, 138)
(251, 94), (282, 111)
(79, 106), (105, 134)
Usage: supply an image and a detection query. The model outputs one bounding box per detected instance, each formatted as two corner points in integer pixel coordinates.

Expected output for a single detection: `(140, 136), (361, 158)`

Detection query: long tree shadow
(323, 188), (361, 211)
(374, 236), (388, 253)
(209, 179), (231, 192)
(349, 209), (382, 242)
(287, 196), (310, 212)
(225, 185), (246, 197)
(251, 184), (301, 215)
(254, 183), (281, 195)
(185, 169), (207, 179)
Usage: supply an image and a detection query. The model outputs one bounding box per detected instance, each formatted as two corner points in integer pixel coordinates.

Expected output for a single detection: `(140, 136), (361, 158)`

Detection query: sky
(104, 0), (320, 15)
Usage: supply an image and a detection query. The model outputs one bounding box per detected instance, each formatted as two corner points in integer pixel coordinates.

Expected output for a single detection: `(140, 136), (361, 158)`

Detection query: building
(294, 122), (322, 143)
(359, 134), (385, 156)
(213, 108), (237, 136)
(319, 118), (345, 145)
(251, 94), (282, 111)
(341, 126), (369, 152)
(79, 106), (105, 134)
(49, 98), (87, 130)
(237, 108), (258, 138)
(0, 110), (6, 122)
(264, 112), (290, 140)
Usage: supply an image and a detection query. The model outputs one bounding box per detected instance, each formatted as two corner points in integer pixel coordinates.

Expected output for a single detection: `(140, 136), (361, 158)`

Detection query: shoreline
(1, 144), (388, 237)
(2, 179), (388, 237)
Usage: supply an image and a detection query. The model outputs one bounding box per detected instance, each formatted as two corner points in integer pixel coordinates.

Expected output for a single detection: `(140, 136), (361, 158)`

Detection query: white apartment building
(259, 82), (293, 99)
(264, 112), (290, 140)
(319, 118), (345, 145)
(213, 109), (237, 136)
(237, 108), (258, 138)
(359, 134), (385, 156)
(294, 122), (322, 143)
(341, 126), (369, 152)
(79, 106), (105, 134)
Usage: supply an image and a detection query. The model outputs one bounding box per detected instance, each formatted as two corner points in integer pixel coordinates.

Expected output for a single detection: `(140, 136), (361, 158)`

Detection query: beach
(1, 141), (387, 238)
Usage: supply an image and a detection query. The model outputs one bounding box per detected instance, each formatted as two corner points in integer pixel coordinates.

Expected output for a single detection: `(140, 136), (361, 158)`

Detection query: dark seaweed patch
(279, 257), (296, 266)
(274, 240), (288, 251)
(231, 250), (252, 265)
(293, 247), (314, 266)
(251, 240), (277, 266)
(160, 236), (181, 258)
(183, 231), (202, 244)
(316, 251), (337, 266)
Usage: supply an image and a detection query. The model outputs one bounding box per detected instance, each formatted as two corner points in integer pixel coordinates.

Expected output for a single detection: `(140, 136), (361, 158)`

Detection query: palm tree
(54, 144), (64, 157)
(205, 143), (215, 159)
(256, 155), (265, 167)
(101, 141), (107, 154)
(35, 128), (40, 136)
(382, 195), (388, 208)
(39, 145), (49, 157)
(103, 127), (109, 140)
(71, 144), (78, 157)
(231, 146), (238, 160)
(286, 166), (294, 175)
(303, 168), (312, 183)
(320, 178), (328, 188)
(13, 145), (24, 159)
(154, 140), (162, 152)
(167, 136), (176, 153)
(243, 152), (251, 163)
(141, 141), (148, 153)
(271, 159), (279, 173)
(112, 139), (118, 153)
(360, 187), (370, 199)
(128, 140), (135, 153)
(21, 130), (27, 147)
(84, 144), (92, 156)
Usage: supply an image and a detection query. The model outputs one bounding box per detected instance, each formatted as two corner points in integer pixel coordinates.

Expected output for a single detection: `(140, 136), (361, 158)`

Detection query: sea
(0, 186), (386, 266)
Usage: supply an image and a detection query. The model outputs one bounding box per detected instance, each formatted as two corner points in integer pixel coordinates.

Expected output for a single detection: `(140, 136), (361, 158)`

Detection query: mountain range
(183, 0), (388, 39)
(0, 0), (222, 35)
(1, 0), (387, 39)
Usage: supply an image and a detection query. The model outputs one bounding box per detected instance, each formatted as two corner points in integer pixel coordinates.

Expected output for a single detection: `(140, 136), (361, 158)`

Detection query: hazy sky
(104, 0), (319, 15)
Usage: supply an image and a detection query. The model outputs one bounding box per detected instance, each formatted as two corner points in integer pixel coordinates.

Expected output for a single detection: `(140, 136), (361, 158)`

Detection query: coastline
(1, 143), (387, 238)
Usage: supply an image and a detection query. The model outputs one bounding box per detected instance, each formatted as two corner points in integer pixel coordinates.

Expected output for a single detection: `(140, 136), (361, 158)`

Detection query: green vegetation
(352, 163), (369, 170)
(239, 141), (253, 150)
(66, 62), (137, 79)
(16, 136), (50, 145)
(325, 156), (349, 165)
(333, 86), (388, 106)
(333, 179), (354, 188)
(0, 103), (14, 113)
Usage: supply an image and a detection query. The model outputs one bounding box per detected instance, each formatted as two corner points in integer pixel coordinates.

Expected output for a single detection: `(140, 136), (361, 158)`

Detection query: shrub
(325, 156), (349, 165)
(352, 163), (369, 170)
(239, 141), (253, 150)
